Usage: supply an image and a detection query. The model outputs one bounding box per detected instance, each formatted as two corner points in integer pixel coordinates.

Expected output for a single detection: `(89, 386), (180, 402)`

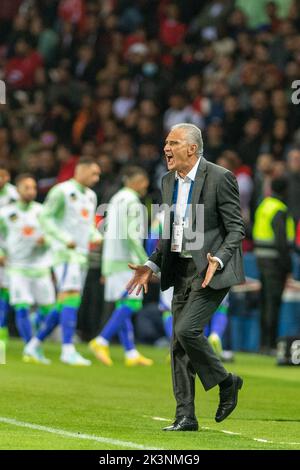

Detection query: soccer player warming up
(0, 174), (56, 363)
(89, 166), (153, 367)
(26, 158), (101, 366)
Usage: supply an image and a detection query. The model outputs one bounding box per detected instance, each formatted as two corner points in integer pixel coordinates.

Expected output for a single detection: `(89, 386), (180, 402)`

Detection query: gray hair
(171, 123), (203, 157)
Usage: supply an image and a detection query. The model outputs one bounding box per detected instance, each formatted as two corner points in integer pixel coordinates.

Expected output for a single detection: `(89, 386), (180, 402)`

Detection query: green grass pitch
(1, 339), (300, 450)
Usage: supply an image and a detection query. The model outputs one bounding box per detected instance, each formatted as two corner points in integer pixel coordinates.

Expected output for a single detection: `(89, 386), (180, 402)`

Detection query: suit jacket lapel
(164, 171), (176, 206)
(191, 157), (207, 223)
(161, 172), (175, 249)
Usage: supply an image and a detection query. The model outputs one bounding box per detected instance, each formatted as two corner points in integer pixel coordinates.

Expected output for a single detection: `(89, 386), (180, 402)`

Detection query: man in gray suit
(127, 123), (245, 431)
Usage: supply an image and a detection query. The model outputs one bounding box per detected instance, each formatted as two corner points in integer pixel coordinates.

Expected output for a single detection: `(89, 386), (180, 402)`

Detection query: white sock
(125, 349), (139, 359)
(26, 337), (41, 350)
(62, 344), (75, 355)
(96, 336), (109, 347)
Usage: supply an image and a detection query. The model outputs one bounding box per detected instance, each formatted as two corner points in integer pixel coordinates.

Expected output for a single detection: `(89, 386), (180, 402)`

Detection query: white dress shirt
(146, 158), (223, 273)
(173, 157), (200, 227)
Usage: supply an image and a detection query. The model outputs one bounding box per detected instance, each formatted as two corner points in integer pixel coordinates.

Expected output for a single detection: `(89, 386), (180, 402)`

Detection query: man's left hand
(202, 253), (220, 288)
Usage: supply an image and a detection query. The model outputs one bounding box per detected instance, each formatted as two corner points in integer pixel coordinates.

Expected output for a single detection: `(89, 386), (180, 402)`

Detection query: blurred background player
(89, 166), (153, 367)
(29, 157), (102, 366)
(146, 210), (173, 349)
(0, 174), (55, 363)
(0, 165), (19, 343)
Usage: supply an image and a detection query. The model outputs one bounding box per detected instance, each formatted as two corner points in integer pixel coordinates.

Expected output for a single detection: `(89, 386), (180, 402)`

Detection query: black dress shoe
(215, 374), (243, 423)
(163, 416), (198, 431)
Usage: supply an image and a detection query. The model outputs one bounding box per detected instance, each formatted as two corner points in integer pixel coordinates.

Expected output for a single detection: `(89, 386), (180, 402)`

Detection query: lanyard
(172, 178), (194, 222)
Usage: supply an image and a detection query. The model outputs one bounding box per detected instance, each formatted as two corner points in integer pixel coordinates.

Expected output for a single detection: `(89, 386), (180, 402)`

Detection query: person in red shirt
(58, 0), (85, 30)
(56, 144), (79, 183)
(159, 3), (186, 48)
(5, 34), (43, 90)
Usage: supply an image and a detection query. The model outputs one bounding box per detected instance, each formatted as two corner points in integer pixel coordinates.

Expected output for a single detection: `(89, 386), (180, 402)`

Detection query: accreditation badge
(171, 221), (184, 252)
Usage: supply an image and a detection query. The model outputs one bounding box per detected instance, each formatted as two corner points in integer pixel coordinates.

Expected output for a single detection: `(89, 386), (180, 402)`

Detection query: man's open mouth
(166, 155), (174, 164)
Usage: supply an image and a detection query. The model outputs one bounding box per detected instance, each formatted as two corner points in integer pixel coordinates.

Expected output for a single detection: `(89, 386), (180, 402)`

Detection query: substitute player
(29, 157), (102, 366)
(89, 166), (153, 366)
(0, 165), (19, 343)
(0, 174), (55, 363)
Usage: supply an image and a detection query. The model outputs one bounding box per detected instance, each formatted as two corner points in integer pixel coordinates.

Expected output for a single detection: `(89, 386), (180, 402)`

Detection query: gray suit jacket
(149, 157), (246, 290)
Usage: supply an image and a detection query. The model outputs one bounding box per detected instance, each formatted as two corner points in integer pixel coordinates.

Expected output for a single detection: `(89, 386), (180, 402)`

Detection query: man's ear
(187, 144), (197, 156)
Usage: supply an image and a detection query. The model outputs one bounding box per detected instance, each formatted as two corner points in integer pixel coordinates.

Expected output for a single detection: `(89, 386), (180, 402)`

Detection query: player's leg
(0, 267), (11, 343)
(89, 297), (132, 366)
(26, 305), (60, 353)
(90, 271), (153, 366)
(160, 287), (174, 341)
(89, 272), (127, 365)
(55, 263), (91, 366)
(9, 271), (33, 352)
(23, 273), (57, 364)
(159, 287), (174, 362)
(208, 294), (230, 359)
(14, 302), (32, 344)
(162, 311), (173, 340)
(117, 300), (153, 367)
(35, 306), (60, 342)
(23, 305), (54, 364)
(29, 268), (61, 344)
(0, 287), (10, 343)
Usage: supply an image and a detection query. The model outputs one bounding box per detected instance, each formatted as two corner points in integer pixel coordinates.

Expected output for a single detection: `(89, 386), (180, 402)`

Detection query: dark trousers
(171, 257), (229, 419)
(257, 258), (288, 350)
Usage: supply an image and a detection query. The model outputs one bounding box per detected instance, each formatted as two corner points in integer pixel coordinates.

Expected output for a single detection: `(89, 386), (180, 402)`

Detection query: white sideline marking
(280, 442), (300, 446)
(220, 430), (241, 436)
(0, 417), (161, 450)
(143, 416), (170, 422)
(197, 425), (242, 436)
(147, 416), (300, 448)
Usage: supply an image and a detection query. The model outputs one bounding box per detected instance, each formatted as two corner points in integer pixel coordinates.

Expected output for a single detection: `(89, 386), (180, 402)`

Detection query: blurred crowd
(0, 0), (300, 246)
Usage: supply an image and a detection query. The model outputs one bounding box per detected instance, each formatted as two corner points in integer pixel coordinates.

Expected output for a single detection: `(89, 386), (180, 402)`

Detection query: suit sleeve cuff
(145, 260), (161, 274)
(213, 256), (224, 270)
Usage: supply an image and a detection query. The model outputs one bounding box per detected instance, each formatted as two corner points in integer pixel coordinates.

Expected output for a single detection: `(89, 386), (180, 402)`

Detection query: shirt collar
(175, 156), (201, 182)
(16, 200), (33, 211)
(123, 186), (139, 198)
(71, 178), (86, 193)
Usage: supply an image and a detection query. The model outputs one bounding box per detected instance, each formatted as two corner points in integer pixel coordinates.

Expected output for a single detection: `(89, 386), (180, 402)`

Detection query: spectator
(5, 34), (43, 90)
(113, 77), (136, 121)
(204, 120), (226, 163)
(222, 94), (245, 147)
(159, 3), (187, 48)
(163, 92), (202, 132)
(56, 144), (79, 183)
(221, 150), (253, 227)
(35, 147), (58, 201)
(73, 43), (100, 86)
(287, 148), (300, 224)
(93, 152), (118, 205)
(252, 153), (275, 208)
(237, 118), (263, 169)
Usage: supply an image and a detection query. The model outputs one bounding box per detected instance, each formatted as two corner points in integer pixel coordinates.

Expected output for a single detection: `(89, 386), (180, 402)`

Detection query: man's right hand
(126, 264), (153, 295)
(0, 256), (6, 267)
